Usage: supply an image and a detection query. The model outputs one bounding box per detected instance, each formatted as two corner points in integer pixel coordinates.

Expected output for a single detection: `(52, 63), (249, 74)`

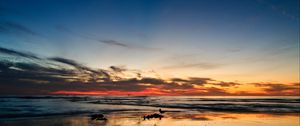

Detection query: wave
(0, 96), (299, 119)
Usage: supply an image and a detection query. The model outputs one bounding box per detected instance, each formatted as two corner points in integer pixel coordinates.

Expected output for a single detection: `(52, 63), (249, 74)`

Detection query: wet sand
(1, 111), (299, 126)
(1, 96), (299, 126)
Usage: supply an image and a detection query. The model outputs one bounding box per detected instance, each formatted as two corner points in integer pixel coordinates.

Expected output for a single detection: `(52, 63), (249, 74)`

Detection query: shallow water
(0, 96), (299, 126)
(0, 112), (299, 126)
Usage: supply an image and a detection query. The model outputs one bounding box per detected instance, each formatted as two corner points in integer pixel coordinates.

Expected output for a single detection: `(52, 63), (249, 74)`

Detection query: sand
(1, 110), (299, 126)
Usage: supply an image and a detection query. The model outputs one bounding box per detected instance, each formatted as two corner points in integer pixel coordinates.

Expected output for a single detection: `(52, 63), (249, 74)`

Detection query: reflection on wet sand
(1, 112), (299, 126)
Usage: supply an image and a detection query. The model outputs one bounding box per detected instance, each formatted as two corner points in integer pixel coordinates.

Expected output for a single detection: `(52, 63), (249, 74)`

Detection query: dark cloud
(170, 77), (212, 85)
(0, 46), (298, 96)
(154, 77), (214, 90)
(48, 57), (111, 81)
(186, 77), (213, 85)
(293, 83), (300, 87)
(139, 77), (165, 84)
(162, 82), (194, 89)
(0, 47), (217, 94)
(0, 47), (110, 84)
(96, 77), (166, 91)
(212, 81), (241, 87)
(0, 46), (151, 94)
(49, 57), (89, 70)
(0, 46), (40, 59)
(110, 66), (127, 73)
(170, 78), (189, 82)
(253, 83), (299, 95)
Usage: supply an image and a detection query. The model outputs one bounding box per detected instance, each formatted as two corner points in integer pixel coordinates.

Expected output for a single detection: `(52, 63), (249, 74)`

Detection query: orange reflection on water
(107, 112), (300, 126)
(1, 112), (299, 126)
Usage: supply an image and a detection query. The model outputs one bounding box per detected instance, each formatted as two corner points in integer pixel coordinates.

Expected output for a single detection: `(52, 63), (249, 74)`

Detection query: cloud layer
(0, 46), (298, 96)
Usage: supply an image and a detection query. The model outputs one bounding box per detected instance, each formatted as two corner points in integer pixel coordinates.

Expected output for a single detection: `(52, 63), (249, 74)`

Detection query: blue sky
(0, 0), (299, 83)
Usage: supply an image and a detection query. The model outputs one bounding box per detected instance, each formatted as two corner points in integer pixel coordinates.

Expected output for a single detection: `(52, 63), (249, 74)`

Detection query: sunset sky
(0, 0), (299, 96)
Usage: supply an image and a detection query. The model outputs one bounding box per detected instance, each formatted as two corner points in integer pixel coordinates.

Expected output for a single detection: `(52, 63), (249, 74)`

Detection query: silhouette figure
(143, 113), (163, 120)
(90, 114), (107, 121)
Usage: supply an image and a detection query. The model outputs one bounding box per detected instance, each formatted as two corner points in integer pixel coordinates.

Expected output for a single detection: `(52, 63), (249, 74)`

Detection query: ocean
(0, 96), (299, 126)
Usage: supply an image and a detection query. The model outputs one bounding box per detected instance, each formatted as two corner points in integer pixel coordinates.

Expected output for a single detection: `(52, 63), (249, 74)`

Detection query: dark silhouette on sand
(90, 114), (107, 121)
(143, 113), (164, 120)
(159, 108), (166, 114)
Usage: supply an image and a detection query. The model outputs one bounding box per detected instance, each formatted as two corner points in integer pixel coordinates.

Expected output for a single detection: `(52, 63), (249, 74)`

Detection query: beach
(1, 0), (299, 125)
(1, 112), (299, 126)
(0, 96), (299, 126)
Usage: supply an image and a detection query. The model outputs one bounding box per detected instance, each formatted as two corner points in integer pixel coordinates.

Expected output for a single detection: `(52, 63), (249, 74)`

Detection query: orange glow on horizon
(51, 85), (300, 96)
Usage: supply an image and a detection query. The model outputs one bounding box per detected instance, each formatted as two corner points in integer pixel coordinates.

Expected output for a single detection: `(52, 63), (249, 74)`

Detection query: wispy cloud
(0, 21), (41, 36)
(0, 46), (40, 59)
(99, 39), (130, 48)
(55, 25), (160, 50)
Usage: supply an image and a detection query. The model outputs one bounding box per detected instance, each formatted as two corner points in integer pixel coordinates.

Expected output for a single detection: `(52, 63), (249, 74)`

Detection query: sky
(0, 0), (299, 95)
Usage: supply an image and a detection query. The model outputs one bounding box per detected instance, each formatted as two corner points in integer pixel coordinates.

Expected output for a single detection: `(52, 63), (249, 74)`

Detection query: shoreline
(1, 110), (299, 126)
